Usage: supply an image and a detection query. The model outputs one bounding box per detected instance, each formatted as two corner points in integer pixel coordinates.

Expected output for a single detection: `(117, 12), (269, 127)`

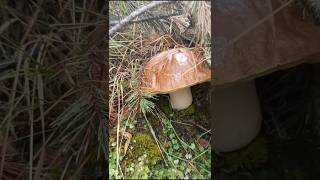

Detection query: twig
(0, 18), (18, 35)
(109, 13), (181, 26)
(190, 122), (211, 133)
(109, 1), (176, 37)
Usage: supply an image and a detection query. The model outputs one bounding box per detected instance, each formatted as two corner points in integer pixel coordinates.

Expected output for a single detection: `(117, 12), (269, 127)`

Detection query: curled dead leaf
(120, 131), (132, 155)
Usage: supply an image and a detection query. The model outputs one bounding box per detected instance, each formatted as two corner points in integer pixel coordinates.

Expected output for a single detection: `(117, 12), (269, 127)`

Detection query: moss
(132, 133), (161, 166)
(176, 104), (196, 117)
(224, 136), (268, 172)
(156, 95), (197, 117)
(162, 103), (173, 115)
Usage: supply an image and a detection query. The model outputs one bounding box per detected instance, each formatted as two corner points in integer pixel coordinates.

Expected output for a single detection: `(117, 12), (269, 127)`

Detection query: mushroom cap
(140, 48), (211, 94)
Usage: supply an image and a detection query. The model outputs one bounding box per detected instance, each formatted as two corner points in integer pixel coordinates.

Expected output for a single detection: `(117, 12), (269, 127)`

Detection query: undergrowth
(108, 1), (211, 179)
(108, 95), (212, 179)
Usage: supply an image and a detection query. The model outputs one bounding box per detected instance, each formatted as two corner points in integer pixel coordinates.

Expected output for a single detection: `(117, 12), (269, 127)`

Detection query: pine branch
(109, 1), (176, 37)
(109, 13), (181, 26)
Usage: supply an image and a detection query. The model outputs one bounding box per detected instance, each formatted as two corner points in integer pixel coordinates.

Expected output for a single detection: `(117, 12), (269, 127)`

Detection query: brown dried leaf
(198, 138), (209, 148)
(120, 131), (132, 155)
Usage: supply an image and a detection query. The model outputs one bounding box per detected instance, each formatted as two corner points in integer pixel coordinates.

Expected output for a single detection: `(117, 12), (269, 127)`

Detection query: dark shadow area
(214, 63), (320, 180)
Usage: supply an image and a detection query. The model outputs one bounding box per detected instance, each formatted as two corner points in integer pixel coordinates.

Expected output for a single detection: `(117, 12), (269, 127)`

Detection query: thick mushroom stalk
(169, 87), (193, 110)
(212, 80), (262, 152)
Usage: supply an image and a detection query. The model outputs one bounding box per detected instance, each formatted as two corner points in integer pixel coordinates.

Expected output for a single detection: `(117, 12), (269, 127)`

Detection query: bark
(109, 1), (175, 37)
(109, 13), (181, 26)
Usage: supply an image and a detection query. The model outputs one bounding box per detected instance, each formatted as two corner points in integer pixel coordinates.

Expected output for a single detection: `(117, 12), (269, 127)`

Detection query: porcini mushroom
(212, 80), (263, 152)
(140, 48), (211, 110)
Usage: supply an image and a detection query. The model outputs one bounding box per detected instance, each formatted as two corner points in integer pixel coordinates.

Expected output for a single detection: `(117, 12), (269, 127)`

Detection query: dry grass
(0, 0), (107, 179)
(183, 1), (211, 45)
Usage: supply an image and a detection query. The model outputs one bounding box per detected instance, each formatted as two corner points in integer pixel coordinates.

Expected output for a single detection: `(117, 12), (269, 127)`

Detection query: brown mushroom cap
(140, 48), (211, 94)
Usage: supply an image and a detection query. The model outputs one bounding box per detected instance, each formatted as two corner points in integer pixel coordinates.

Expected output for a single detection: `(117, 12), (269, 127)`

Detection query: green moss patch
(132, 133), (161, 166)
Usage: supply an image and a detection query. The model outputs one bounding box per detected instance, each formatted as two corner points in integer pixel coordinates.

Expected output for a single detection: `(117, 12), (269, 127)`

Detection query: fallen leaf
(120, 131), (132, 155)
(198, 138), (209, 148)
(163, 140), (171, 148)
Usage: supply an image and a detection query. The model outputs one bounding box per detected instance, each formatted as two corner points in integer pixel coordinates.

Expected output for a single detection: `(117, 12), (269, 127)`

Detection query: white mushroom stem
(169, 87), (193, 110)
(212, 80), (262, 152)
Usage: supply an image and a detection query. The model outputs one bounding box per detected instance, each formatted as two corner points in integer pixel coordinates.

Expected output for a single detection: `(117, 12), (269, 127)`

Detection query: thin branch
(109, 13), (181, 26)
(109, 1), (176, 37)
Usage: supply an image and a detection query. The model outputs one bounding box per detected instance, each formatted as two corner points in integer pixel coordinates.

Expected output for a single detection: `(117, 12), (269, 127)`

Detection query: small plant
(130, 155), (151, 179)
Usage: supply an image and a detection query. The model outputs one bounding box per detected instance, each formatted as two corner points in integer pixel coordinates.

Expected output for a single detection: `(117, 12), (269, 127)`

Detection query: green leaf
(189, 143), (196, 150)
(173, 144), (179, 150)
(172, 139), (177, 144)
